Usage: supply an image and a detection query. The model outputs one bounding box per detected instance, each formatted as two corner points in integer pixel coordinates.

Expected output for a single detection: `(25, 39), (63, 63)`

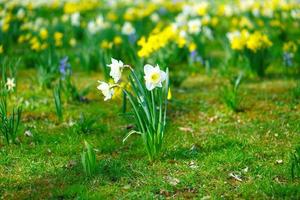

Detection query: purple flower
(128, 33), (137, 44)
(59, 56), (71, 77)
(158, 8), (167, 15)
(190, 51), (205, 65)
(283, 52), (293, 67)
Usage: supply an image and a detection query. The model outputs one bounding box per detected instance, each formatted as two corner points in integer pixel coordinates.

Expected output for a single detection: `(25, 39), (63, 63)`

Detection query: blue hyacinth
(59, 56), (71, 77)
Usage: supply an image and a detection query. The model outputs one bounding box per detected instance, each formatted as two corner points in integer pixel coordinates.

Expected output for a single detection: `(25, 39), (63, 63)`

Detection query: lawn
(1, 0), (300, 199)
(1, 69), (299, 199)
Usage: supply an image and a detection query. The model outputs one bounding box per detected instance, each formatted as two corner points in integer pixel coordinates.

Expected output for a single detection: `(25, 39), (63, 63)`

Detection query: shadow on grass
(2, 157), (136, 199)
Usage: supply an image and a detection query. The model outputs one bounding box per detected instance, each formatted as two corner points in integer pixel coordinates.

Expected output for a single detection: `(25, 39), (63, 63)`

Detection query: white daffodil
(97, 81), (114, 101)
(121, 22), (135, 35)
(107, 58), (124, 83)
(144, 64), (166, 91)
(6, 77), (16, 91)
(187, 19), (202, 34)
(87, 21), (97, 34)
(71, 12), (80, 26)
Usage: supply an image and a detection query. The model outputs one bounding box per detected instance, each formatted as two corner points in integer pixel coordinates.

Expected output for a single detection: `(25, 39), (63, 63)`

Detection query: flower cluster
(97, 58), (167, 101)
(227, 30), (272, 53)
(137, 26), (176, 58)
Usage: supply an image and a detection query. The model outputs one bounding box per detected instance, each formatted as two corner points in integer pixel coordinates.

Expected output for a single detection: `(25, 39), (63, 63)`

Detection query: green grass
(0, 70), (299, 199)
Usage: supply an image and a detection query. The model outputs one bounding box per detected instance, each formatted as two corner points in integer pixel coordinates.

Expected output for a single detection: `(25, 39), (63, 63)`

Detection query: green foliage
(123, 68), (169, 161)
(292, 81), (300, 100)
(37, 50), (59, 89)
(53, 82), (63, 122)
(81, 141), (97, 177)
(291, 146), (300, 179)
(245, 49), (271, 77)
(73, 113), (97, 134)
(0, 95), (22, 144)
(63, 75), (90, 103)
(221, 74), (243, 112)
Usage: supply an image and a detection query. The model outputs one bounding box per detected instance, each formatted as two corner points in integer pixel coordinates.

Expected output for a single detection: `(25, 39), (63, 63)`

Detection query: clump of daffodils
(227, 30), (272, 53)
(97, 58), (169, 161)
(246, 32), (272, 53)
(227, 30), (273, 76)
(137, 26), (176, 58)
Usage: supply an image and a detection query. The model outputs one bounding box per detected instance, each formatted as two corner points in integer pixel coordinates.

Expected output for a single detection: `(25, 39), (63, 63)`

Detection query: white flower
(6, 77), (16, 91)
(226, 31), (240, 42)
(71, 12), (80, 26)
(144, 64), (167, 91)
(187, 19), (202, 34)
(97, 81), (114, 101)
(122, 22), (135, 35)
(96, 15), (108, 29)
(87, 21), (97, 34)
(203, 27), (213, 40)
(17, 8), (25, 19)
(107, 58), (124, 83)
(150, 13), (159, 22)
(24, 130), (33, 137)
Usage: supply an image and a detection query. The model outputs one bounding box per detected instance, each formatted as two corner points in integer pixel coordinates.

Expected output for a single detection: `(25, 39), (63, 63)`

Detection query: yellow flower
(100, 40), (112, 49)
(31, 41), (41, 51)
(231, 18), (239, 27)
(54, 32), (63, 47)
(0, 45), (3, 54)
(39, 28), (48, 40)
(211, 17), (219, 27)
(240, 17), (253, 29)
(69, 38), (77, 47)
(231, 37), (244, 50)
(175, 36), (186, 48)
(54, 32), (63, 41)
(112, 82), (126, 100)
(228, 30), (249, 51)
(283, 41), (297, 53)
(137, 26), (176, 58)
(197, 2), (209, 16)
(2, 23), (9, 32)
(113, 36), (122, 45)
(167, 88), (172, 100)
(107, 12), (117, 21)
(246, 32), (272, 53)
(18, 35), (26, 43)
(188, 43), (197, 52)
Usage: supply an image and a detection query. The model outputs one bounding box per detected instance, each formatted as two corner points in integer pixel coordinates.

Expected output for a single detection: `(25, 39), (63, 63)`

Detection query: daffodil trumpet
(97, 58), (169, 161)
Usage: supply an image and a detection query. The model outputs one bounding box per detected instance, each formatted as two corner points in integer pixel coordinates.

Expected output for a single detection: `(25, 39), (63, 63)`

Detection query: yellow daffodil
(113, 36), (122, 45)
(69, 38), (77, 47)
(100, 40), (112, 49)
(54, 32), (63, 47)
(188, 43), (197, 52)
(283, 41), (297, 53)
(39, 28), (48, 40)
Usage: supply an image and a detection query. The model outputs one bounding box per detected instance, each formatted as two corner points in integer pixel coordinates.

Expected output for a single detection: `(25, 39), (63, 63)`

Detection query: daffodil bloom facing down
(97, 81), (114, 101)
(107, 58), (124, 83)
(144, 64), (167, 91)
